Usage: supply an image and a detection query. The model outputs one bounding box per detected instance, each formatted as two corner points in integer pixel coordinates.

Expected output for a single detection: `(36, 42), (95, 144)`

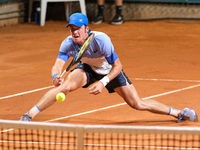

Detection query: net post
(77, 127), (85, 150)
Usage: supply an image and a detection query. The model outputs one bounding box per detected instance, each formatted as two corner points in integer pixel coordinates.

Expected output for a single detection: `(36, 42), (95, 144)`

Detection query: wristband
(100, 76), (110, 87)
(52, 73), (59, 80)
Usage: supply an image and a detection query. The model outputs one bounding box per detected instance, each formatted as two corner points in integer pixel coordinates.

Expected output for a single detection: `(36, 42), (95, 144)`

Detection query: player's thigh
(114, 83), (141, 107)
(63, 69), (87, 91)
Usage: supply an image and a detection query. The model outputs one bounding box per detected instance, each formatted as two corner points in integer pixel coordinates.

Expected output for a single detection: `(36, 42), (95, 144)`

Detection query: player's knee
(61, 85), (71, 94)
(134, 103), (144, 110)
(129, 101), (145, 110)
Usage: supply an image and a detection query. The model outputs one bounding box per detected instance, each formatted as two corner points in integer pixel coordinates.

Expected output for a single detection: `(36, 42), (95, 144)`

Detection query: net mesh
(0, 128), (77, 150)
(0, 119), (200, 150)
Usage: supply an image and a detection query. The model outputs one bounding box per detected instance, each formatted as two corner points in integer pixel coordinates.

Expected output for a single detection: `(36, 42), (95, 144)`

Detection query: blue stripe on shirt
(106, 50), (118, 64)
(57, 51), (69, 62)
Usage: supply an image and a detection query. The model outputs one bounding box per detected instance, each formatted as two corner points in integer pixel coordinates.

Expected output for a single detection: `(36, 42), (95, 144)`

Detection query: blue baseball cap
(67, 13), (88, 27)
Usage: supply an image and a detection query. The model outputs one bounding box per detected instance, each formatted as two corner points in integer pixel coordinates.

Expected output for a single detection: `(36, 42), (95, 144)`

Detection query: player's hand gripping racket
(60, 33), (94, 77)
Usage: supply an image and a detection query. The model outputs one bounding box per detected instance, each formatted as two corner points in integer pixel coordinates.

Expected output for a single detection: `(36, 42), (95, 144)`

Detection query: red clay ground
(0, 20), (200, 127)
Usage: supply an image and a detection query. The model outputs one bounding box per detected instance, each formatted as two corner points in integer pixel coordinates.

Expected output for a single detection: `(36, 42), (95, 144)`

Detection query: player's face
(69, 25), (89, 45)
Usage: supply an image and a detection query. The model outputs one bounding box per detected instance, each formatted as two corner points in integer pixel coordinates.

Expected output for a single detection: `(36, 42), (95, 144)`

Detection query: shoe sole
(111, 20), (124, 25)
(91, 20), (104, 25)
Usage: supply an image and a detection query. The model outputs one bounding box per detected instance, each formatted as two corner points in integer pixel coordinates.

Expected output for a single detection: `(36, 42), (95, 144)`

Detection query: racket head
(65, 33), (94, 71)
(74, 33), (94, 62)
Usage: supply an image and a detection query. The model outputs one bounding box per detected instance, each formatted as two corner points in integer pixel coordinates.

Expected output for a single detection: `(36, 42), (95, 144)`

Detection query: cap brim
(66, 22), (84, 28)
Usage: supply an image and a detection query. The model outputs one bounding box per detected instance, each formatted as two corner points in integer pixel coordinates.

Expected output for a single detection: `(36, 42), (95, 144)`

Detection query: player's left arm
(89, 33), (122, 95)
(89, 57), (122, 95)
(106, 58), (122, 82)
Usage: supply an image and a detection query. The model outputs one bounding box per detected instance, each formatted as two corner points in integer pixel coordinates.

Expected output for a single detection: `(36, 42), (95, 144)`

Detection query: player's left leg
(114, 83), (173, 115)
(114, 83), (198, 122)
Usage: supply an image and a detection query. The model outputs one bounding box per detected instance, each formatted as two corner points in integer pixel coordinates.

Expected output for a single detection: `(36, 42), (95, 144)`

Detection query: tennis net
(0, 119), (200, 150)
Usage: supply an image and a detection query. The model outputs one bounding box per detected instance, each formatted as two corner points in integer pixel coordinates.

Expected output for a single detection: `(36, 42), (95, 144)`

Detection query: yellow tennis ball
(56, 92), (65, 102)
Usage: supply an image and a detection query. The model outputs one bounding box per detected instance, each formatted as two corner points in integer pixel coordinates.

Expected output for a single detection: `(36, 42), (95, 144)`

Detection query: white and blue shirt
(57, 31), (118, 75)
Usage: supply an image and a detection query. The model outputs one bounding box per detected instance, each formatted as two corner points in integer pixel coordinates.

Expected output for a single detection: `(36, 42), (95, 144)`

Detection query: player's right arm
(51, 37), (72, 86)
(51, 58), (65, 86)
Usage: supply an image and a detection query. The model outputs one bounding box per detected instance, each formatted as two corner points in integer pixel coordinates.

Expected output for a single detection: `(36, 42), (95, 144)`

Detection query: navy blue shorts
(74, 62), (132, 93)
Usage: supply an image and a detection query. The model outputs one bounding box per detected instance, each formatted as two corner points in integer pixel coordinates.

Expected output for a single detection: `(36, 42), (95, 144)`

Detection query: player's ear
(85, 25), (89, 32)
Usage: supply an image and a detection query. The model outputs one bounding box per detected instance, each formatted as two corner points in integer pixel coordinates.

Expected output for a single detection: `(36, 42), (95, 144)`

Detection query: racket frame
(60, 33), (94, 77)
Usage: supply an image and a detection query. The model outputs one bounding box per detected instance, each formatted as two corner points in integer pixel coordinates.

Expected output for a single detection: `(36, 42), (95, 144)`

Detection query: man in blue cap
(19, 13), (198, 123)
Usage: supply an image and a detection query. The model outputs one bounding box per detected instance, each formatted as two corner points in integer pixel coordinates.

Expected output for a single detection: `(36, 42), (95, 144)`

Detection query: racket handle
(60, 70), (66, 78)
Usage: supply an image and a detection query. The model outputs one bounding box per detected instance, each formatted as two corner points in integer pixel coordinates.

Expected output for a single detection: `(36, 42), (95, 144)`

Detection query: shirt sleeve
(106, 50), (118, 64)
(57, 36), (77, 62)
(95, 33), (119, 64)
(57, 51), (69, 62)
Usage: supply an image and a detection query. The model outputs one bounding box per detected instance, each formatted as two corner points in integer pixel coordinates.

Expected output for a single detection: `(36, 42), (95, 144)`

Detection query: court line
(0, 78), (199, 100)
(130, 78), (200, 83)
(46, 83), (200, 122)
(0, 86), (54, 100)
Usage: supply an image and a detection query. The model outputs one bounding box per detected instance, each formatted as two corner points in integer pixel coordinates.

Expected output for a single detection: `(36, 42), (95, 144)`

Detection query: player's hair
(84, 25), (91, 33)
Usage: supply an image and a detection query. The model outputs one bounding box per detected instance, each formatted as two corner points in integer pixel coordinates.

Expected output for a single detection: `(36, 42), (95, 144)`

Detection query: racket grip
(60, 70), (66, 78)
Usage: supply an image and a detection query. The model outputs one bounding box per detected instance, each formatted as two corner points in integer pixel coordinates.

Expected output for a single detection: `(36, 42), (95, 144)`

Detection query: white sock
(168, 107), (180, 117)
(29, 105), (41, 118)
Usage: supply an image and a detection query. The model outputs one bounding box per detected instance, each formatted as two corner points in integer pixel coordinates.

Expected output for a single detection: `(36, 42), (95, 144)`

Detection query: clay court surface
(0, 20), (200, 127)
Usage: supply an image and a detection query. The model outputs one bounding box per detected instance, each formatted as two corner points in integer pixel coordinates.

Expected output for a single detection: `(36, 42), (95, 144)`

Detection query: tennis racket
(60, 33), (94, 77)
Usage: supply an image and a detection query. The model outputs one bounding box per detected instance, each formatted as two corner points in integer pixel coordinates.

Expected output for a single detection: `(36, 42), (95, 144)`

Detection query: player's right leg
(19, 69), (87, 121)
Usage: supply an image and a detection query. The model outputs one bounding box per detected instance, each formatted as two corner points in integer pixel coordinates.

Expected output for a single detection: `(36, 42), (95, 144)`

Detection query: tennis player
(19, 13), (198, 123)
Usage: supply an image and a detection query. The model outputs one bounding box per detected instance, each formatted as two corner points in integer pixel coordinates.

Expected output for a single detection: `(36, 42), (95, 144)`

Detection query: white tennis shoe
(177, 108), (198, 123)
(19, 111), (31, 121)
